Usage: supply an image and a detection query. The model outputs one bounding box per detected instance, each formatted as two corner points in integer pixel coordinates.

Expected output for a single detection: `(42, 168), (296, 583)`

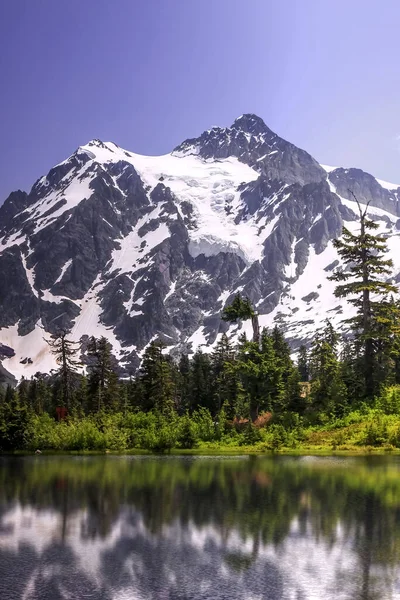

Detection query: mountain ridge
(0, 114), (399, 381)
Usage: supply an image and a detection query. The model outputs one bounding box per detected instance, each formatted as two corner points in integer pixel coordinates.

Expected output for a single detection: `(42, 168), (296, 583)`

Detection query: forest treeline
(1, 193), (400, 452)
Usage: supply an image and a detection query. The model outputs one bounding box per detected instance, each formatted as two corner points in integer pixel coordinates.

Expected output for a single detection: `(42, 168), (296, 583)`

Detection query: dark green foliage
(268, 424), (288, 450)
(222, 293), (260, 344)
(272, 326), (302, 413)
(297, 345), (309, 382)
(235, 334), (281, 421)
(210, 334), (238, 418)
(189, 350), (214, 413)
(28, 373), (52, 414)
(47, 330), (80, 410)
(239, 423), (262, 446)
(138, 341), (176, 415)
(177, 413), (199, 448)
(87, 336), (119, 412)
(309, 321), (347, 418)
(222, 293), (254, 322)
(0, 386), (31, 451)
(177, 354), (191, 413)
(338, 340), (365, 412)
(328, 194), (400, 399)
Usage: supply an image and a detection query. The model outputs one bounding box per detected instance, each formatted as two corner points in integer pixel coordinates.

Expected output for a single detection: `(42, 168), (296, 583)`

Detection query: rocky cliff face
(0, 114), (399, 378)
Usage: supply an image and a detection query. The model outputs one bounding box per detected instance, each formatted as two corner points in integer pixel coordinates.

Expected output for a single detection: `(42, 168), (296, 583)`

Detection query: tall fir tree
(138, 341), (175, 415)
(87, 336), (119, 412)
(189, 350), (213, 413)
(329, 193), (400, 398)
(339, 339), (364, 404)
(0, 386), (31, 451)
(236, 330), (283, 421)
(297, 345), (309, 382)
(177, 354), (191, 413)
(271, 325), (301, 412)
(28, 373), (51, 415)
(309, 321), (347, 417)
(210, 334), (238, 418)
(47, 330), (80, 411)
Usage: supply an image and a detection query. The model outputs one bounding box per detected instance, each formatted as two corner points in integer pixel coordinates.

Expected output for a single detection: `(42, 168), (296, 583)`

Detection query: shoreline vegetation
(3, 395), (400, 456)
(6, 447), (400, 456)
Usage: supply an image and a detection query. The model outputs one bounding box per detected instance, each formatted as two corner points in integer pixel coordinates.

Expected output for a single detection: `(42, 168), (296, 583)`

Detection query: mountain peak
(86, 139), (108, 149)
(172, 114), (273, 159)
(231, 113), (271, 135)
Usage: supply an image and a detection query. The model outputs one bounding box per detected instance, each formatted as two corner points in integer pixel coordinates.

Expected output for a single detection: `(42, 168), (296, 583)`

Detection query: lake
(1, 455), (400, 599)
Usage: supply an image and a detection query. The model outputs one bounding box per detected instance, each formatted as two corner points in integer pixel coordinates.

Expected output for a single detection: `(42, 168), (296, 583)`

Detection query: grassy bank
(3, 407), (400, 456)
(4, 389), (400, 455)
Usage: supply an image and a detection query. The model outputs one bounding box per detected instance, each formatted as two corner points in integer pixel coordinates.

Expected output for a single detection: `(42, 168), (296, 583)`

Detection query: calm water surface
(1, 454), (400, 599)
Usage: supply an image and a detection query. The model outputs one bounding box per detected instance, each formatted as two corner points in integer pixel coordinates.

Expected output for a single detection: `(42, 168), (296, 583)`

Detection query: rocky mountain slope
(1, 114), (399, 379)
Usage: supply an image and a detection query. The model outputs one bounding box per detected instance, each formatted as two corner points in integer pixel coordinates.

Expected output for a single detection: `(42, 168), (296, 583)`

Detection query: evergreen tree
(236, 331), (283, 421)
(18, 377), (30, 408)
(47, 330), (80, 411)
(0, 386), (31, 451)
(261, 329), (286, 413)
(189, 350), (213, 413)
(177, 354), (191, 413)
(28, 373), (51, 415)
(373, 295), (400, 388)
(339, 339), (364, 404)
(297, 345), (309, 382)
(210, 334), (238, 418)
(285, 367), (306, 414)
(70, 372), (87, 417)
(126, 376), (141, 412)
(328, 193), (400, 398)
(87, 336), (119, 412)
(222, 293), (260, 344)
(271, 326), (301, 411)
(138, 341), (175, 415)
(309, 321), (347, 416)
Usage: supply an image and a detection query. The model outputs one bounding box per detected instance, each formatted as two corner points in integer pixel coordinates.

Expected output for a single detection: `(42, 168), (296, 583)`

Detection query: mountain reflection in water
(1, 455), (400, 600)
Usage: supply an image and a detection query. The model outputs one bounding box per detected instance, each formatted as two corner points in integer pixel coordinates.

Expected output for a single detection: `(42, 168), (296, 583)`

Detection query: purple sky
(1, 0), (399, 200)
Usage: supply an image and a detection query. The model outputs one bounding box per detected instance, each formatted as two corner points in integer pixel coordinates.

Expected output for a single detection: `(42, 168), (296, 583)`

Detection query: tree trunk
(250, 402), (259, 423)
(61, 334), (69, 411)
(251, 314), (260, 346)
(361, 216), (374, 399)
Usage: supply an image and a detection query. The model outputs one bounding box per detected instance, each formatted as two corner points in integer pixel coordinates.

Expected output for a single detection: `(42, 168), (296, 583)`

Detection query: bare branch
(348, 189), (371, 219)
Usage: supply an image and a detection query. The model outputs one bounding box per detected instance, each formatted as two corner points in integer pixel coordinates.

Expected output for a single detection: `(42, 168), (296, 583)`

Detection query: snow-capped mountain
(1, 114), (400, 380)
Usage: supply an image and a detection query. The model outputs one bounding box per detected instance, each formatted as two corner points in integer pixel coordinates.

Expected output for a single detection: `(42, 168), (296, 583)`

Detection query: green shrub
(28, 414), (58, 450)
(177, 414), (199, 449)
(389, 426), (400, 448)
(144, 425), (177, 452)
(269, 424), (288, 450)
(239, 423), (262, 446)
(123, 411), (158, 448)
(361, 417), (389, 447)
(376, 386), (400, 415)
(192, 407), (216, 442)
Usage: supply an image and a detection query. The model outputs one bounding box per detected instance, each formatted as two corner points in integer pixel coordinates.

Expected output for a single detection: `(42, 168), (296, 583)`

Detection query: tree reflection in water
(1, 455), (400, 599)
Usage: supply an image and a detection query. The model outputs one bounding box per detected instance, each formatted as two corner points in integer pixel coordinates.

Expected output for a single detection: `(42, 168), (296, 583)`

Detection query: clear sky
(1, 0), (399, 201)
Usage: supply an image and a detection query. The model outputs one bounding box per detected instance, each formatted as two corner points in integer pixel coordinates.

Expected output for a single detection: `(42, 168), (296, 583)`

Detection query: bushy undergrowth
(6, 385), (400, 453)
(23, 408), (228, 452)
(21, 407), (306, 453)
